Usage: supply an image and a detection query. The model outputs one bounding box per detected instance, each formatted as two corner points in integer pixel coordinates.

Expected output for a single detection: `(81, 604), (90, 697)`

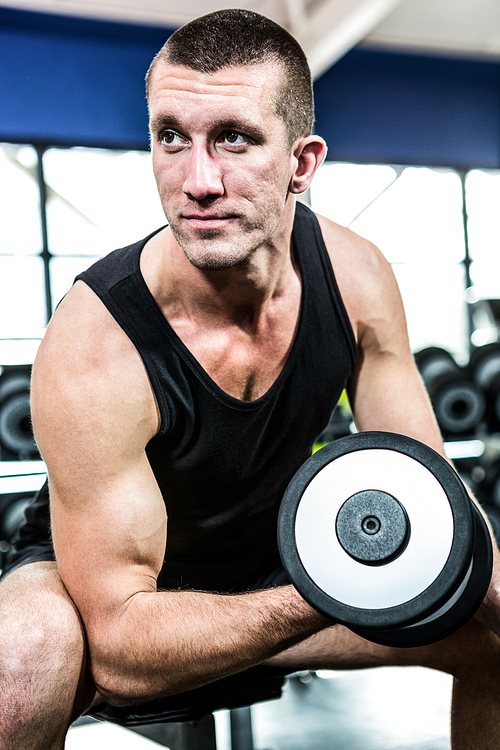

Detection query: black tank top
(76, 202), (357, 592)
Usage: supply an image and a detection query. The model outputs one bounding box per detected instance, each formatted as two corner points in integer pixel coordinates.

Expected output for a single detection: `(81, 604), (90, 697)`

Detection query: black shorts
(1, 481), (292, 726)
(1, 480), (56, 579)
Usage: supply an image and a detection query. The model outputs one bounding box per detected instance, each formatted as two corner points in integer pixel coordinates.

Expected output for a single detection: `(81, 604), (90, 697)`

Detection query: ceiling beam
(285, 0), (309, 40)
(299, 0), (406, 78)
(0, 0), (192, 27)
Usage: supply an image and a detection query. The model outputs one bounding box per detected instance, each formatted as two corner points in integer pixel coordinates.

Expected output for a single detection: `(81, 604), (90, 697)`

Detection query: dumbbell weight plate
(0, 392), (37, 455)
(352, 502), (492, 646)
(278, 432), (492, 647)
(430, 374), (485, 435)
(414, 347), (458, 383)
(469, 343), (500, 389)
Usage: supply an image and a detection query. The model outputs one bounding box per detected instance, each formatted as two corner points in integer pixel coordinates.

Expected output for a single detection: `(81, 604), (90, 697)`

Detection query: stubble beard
(169, 215), (269, 272)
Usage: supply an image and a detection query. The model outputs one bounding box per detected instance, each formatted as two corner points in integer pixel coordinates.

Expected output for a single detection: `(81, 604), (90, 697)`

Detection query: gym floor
(67, 666), (452, 749)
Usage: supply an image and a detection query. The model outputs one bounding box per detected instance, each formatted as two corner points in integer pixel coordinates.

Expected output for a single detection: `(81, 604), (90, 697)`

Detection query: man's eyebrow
(215, 118), (266, 141)
(149, 114), (183, 134)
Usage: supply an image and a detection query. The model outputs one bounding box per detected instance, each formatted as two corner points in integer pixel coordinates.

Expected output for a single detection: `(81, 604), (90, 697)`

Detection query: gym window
(0, 142), (165, 340)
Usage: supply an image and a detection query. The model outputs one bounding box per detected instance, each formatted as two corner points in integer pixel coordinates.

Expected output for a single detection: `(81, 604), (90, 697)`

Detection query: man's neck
(141, 202), (298, 329)
(139, 201), (303, 401)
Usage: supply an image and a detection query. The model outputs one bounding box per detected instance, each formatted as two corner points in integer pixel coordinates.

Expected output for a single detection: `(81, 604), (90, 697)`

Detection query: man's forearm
(465, 492), (500, 637)
(88, 584), (330, 706)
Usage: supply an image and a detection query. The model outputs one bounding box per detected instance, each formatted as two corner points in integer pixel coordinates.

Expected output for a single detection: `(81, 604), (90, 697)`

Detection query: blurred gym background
(1, 0), (500, 747)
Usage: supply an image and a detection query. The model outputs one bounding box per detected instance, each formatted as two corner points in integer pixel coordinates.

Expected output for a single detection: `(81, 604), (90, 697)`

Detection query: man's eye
(222, 132), (247, 147)
(161, 131), (184, 148)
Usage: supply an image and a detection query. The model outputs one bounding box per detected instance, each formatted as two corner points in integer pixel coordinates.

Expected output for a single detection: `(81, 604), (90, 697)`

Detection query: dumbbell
(278, 432), (493, 648)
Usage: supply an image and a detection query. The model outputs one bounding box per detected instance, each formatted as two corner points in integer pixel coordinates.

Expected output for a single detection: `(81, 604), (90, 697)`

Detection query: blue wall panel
(0, 7), (174, 149)
(314, 49), (500, 168)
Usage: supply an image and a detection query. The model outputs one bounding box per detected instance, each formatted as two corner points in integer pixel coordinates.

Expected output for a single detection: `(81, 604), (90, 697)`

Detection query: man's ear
(289, 136), (328, 194)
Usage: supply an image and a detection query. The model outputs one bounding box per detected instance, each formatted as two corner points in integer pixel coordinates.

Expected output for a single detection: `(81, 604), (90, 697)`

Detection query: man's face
(148, 61), (297, 271)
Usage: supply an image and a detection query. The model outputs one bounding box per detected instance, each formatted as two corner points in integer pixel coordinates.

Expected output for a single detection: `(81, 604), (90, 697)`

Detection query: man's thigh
(0, 560), (97, 719)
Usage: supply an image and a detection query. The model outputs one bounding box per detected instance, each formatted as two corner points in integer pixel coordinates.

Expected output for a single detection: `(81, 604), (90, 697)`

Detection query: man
(1, 9), (500, 749)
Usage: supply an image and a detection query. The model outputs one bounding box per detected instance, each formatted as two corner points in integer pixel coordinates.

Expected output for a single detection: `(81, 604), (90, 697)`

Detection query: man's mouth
(182, 214), (236, 230)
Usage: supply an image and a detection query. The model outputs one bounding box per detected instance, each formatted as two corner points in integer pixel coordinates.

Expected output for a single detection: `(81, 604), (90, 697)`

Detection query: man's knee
(1, 561), (84, 642)
(0, 562), (88, 714)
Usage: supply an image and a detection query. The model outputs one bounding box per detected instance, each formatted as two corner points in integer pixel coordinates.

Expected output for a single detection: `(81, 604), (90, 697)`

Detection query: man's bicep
(37, 361), (168, 622)
(49, 457), (167, 622)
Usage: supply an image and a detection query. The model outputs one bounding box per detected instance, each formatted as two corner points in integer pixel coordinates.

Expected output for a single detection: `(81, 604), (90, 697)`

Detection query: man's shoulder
(32, 280), (158, 460)
(38, 281), (144, 390)
(313, 211), (401, 339)
(314, 211), (393, 282)
(314, 212), (380, 259)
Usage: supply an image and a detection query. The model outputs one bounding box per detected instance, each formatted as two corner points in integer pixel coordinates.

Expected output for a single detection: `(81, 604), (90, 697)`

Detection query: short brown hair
(146, 9), (314, 146)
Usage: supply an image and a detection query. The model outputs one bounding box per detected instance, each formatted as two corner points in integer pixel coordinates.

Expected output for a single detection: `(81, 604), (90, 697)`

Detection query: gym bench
(81, 664), (288, 750)
(76, 705), (254, 749)
(126, 706), (252, 749)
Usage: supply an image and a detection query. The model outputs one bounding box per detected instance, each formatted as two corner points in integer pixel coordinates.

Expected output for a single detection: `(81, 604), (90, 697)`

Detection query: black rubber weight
(278, 432), (491, 645)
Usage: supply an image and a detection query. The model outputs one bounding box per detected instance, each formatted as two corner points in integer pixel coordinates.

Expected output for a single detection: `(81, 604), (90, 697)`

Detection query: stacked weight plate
(278, 432), (492, 647)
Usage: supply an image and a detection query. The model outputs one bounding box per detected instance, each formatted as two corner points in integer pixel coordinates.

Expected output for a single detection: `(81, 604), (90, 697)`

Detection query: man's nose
(182, 145), (224, 200)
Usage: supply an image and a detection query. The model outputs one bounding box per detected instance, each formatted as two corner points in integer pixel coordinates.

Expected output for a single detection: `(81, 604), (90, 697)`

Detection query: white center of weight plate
(294, 449), (454, 609)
